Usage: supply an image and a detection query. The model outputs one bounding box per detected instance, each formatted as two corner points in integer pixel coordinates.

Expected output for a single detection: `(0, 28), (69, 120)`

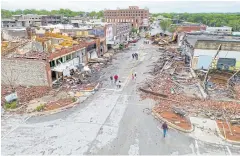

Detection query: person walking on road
(110, 76), (113, 84)
(162, 122), (168, 138)
(132, 53), (135, 59)
(116, 80), (121, 88)
(134, 72), (137, 81)
(114, 74), (118, 83)
(132, 72), (135, 80)
(135, 53), (138, 60)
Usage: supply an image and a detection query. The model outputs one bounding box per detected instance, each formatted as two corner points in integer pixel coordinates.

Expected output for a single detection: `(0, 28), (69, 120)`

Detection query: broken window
(66, 54), (71, 61)
(50, 60), (55, 67)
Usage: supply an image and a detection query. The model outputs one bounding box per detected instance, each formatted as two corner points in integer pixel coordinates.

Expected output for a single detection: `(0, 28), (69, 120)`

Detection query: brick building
(1, 41), (87, 87)
(104, 6), (149, 30)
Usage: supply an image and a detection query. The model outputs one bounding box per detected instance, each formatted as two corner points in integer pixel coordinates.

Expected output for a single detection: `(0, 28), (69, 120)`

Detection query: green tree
(168, 25), (177, 33)
(131, 28), (138, 34)
(159, 20), (172, 33)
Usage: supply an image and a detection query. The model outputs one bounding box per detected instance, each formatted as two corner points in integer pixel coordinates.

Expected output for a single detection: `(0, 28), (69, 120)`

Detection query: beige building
(104, 6), (149, 30)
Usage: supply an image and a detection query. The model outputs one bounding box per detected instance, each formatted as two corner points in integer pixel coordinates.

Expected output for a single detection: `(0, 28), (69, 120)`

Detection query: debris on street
(139, 38), (240, 138)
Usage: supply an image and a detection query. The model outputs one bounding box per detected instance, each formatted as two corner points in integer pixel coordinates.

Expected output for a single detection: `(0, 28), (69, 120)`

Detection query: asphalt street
(1, 28), (240, 155)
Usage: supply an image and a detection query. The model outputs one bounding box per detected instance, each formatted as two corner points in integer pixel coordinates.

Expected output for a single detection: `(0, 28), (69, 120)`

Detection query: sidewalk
(189, 117), (225, 145)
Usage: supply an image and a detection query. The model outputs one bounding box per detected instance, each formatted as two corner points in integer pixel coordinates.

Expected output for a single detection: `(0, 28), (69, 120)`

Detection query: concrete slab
(189, 117), (225, 145)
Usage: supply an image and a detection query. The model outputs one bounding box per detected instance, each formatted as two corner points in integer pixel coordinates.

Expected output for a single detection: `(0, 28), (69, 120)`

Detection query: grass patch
(4, 100), (17, 109)
(72, 97), (77, 102)
(35, 104), (45, 112)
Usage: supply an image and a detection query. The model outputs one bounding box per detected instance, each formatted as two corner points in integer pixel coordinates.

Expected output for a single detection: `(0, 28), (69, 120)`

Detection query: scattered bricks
(1, 85), (51, 105)
(140, 46), (240, 122)
(45, 98), (73, 111)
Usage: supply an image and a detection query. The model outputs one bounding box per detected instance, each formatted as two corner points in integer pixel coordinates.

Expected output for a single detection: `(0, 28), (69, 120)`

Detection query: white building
(206, 26), (232, 35)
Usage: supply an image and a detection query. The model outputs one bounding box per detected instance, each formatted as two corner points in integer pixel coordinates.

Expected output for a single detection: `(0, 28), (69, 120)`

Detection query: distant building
(176, 23), (206, 33)
(192, 39), (240, 71)
(104, 6), (149, 30)
(206, 26), (232, 35)
(112, 23), (132, 44)
(41, 15), (63, 26)
(1, 14), (63, 28)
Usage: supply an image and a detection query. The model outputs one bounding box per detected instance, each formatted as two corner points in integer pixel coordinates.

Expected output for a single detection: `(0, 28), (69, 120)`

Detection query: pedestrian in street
(116, 80), (121, 88)
(132, 72), (135, 80)
(162, 122), (168, 138)
(114, 74), (118, 83)
(135, 53), (138, 60)
(132, 53), (135, 59)
(110, 76), (113, 84)
(134, 72), (137, 81)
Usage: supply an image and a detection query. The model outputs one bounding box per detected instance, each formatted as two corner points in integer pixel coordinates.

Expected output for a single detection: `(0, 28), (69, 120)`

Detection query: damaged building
(192, 40), (240, 71)
(1, 35), (87, 88)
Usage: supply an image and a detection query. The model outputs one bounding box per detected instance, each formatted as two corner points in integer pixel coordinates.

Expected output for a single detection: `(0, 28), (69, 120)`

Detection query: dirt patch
(156, 110), (192, 130)
(216, 120), (240, 142)
(44, 98), (73, 111)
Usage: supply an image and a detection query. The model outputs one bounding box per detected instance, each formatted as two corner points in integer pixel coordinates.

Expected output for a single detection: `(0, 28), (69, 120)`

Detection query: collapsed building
(192, 40), (240, 71)
(1, 30), (109, 89)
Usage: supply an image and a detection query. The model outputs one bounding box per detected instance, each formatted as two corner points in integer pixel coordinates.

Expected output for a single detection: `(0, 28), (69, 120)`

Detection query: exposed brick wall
(48, 44), (86, 60)
(1, 58), (50, 87)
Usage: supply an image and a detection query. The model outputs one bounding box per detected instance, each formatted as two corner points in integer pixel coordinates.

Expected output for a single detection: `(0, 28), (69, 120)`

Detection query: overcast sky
(1, 0), (240, 13)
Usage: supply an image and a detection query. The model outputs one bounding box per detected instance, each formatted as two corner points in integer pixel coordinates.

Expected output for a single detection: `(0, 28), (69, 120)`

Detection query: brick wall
(1, 58), (50, 87)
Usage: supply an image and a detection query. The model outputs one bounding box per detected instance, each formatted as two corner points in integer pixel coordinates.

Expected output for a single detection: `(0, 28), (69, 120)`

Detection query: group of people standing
(110, 75), (121, 88)
(132, 53), (139, 60)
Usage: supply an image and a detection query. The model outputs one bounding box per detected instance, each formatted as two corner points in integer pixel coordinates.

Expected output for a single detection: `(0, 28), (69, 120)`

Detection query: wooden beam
(203, 44), (222, 90)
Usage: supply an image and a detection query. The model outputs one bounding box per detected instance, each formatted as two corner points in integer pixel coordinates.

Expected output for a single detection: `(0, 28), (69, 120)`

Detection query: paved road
(2, 29), (240, 155)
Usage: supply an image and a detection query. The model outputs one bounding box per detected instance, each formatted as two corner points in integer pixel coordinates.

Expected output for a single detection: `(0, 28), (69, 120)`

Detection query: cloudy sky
(1, 0), (240, 13)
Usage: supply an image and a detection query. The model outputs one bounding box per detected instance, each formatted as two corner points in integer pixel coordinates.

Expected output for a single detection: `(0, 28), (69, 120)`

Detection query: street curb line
(152, 109), (194, 133)
(28, 91), (95, 117)
(215, 120), (240, 145)
(78, 83), (100, 92)
(28, 100), (80, 117)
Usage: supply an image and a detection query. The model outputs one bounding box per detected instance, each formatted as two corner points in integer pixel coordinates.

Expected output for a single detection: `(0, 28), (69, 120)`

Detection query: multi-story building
(41, 15), (63, 26)
(1, 14), (63, 28)
(112, 23), (132, 44)
(104, 6), (149, 30)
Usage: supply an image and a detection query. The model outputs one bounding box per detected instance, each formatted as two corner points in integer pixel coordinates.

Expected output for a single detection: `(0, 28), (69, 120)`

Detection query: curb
(215, 120), (240, 145)
(28, 100), (80, 117)
(152, 109), (194, 133)
(78, 83), (100, 92)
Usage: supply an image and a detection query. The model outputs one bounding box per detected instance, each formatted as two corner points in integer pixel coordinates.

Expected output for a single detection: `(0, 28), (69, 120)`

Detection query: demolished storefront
(192, 40), (240, 71)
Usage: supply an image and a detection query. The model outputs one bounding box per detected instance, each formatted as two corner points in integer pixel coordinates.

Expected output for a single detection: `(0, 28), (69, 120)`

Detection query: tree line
(1, 9), (104, 18)
(152, 13), (240, 31)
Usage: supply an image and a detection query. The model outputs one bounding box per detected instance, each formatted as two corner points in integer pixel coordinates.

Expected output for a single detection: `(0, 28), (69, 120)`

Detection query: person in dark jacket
(110, 76), (113, 84)
(162, 122), (168, 138)
(132, 53), (135, 59)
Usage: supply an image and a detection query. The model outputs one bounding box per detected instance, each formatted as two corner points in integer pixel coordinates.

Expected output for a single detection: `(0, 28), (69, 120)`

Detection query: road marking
(24, 115), (32, 122)
(226, 146), (232, 156)
(195, 140), (200, 155)
(1, 126), (19, 139)
(128, 138), (139, 155)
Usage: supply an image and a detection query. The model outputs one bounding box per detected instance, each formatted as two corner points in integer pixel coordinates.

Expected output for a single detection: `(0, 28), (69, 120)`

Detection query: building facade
(1, 14), (63, 28)
(104, 6), (149, 29)
(112, 23), (132, 44)
(41, 15), (63, 26)
(206, 26), (232, 35)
